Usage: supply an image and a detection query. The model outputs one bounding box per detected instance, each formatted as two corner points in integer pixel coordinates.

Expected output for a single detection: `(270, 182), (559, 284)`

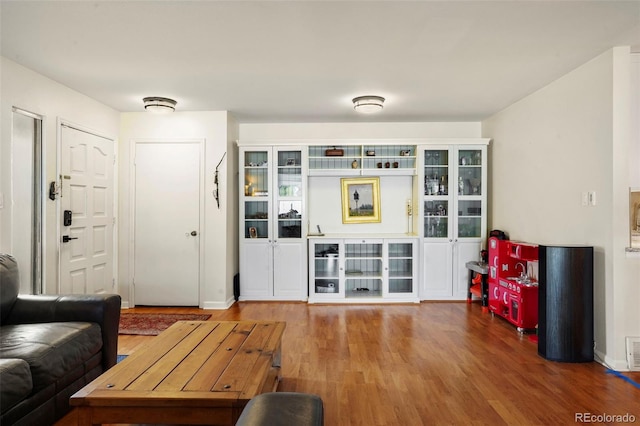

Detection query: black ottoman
(236, 392), (324, 426)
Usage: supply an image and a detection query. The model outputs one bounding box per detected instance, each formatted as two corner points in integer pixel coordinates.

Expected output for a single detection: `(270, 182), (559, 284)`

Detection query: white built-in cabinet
(308, 237), (419, 303)
(238, 146), (307, 300)
(237, 139), (488, 302)
(419, 143), (488, 299)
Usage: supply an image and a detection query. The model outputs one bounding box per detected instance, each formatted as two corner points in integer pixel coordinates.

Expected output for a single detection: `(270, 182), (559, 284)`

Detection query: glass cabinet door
(457, 149), (482, 196)
(243, 150), (270, 239)
(345, 242), (383, 298)
(423, 148), (450, 239)
(388, 242), (414, 294)
(456, 148), (483, 239)
(312, 242), (340, 295)
(276, 149), (303, 239)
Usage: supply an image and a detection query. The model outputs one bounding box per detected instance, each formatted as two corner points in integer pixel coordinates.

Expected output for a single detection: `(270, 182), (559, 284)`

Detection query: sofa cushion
(0, 358), (33, 414)
(235, 392), (324, 426)
(0, 322), (102, 391)
(0, 254), (19, 324)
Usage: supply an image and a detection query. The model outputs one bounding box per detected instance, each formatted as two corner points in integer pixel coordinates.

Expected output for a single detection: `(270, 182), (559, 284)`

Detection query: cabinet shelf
(308, 144), (417, 176)
(347, 290), (382, 298)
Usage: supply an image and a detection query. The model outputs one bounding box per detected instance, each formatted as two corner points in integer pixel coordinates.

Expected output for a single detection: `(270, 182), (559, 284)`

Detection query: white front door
(59, 125), (115, 294)
(133, 141), (201, 306)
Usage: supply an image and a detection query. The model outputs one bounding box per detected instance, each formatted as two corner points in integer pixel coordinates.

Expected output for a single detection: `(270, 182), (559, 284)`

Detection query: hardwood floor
(66, 302), (640, 425)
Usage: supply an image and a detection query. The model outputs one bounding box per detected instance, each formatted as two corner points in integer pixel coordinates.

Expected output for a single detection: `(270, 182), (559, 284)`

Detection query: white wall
(482, 47), (639, 370)
(308, 175), (414, 235)
(118, 112), (237, 309)
(632, 54), (640, 185)
(0, 57), (119, 293)
(239, 122), (481, 141)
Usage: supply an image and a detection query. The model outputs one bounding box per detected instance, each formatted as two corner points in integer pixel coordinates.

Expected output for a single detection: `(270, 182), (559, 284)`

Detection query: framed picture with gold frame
(341, 177), (381, 224)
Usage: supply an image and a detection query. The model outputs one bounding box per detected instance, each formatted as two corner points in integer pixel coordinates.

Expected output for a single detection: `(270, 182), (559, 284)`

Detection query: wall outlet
(589, 191), (597, 206)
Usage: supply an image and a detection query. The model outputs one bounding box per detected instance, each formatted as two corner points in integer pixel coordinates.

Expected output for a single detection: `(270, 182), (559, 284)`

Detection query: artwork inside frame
(341, 177), (381, 224)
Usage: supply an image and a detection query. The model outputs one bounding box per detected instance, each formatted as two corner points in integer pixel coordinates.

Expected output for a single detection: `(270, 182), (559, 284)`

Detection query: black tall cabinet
(538, 245), (594, 362)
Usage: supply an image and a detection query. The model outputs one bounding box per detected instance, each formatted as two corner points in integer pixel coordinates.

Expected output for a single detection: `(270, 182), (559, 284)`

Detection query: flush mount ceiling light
(352, 95), (385, 113)
(143, 97), (177, 113)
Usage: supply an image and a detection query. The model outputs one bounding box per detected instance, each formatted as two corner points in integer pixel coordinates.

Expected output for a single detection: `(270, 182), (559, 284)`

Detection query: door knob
(62, 235), (78, 243)
(190, 231), (198, 236)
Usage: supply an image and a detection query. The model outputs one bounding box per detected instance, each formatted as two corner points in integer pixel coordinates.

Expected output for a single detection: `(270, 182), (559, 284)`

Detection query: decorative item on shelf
(400, 150), (411, 156)
(285, 158), (296, 166)
(470, 178), (481, 194)
(385, 162), (390, 168)
(316, 283), (336, 293)
(325, 147), (344, 156)
(377, 162), (382, 168)
(248, 227), (258, 238)
(351, 160), (359, 169)
(393, 162), (399, 168)
(474, 152), (482, 165)
(366, 150), (376, 156)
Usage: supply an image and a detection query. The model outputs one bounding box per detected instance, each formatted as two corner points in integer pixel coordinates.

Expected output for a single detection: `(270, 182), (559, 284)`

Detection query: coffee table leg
(76, 407), (98, 426)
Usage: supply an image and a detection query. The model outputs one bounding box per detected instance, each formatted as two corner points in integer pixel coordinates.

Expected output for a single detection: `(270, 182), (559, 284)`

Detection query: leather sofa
(0, 254), (121, 425)
(235, 392), (324, 426)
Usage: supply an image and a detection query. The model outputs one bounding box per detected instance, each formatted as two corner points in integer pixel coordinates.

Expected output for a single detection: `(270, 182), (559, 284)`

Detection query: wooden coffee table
(70, 320), (285, 426)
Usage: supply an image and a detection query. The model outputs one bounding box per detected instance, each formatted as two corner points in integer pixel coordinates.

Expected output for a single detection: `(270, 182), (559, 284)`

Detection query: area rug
(118, 313), (211, 336)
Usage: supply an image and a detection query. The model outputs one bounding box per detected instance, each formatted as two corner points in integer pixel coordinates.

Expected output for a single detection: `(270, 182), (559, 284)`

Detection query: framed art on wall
(341, 177), (381, 224)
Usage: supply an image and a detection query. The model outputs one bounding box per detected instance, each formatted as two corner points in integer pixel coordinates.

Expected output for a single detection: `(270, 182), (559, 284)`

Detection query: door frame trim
(129, 139), (205, 308)
(11, 107), (45, 294)
(57, 118), (118, 294)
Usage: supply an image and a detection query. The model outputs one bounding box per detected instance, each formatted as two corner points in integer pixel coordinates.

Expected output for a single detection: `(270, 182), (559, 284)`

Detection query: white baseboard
(595, 348), (629, 371)
(202, 297), (236, 310)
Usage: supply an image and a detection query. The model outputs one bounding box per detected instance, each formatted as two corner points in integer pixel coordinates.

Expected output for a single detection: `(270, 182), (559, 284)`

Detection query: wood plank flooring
(61, 301), (640, 425)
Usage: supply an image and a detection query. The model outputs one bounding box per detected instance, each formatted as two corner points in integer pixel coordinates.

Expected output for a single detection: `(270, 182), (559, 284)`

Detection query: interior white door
(59, 125), (115, 295)
(133, 141), (201, 306)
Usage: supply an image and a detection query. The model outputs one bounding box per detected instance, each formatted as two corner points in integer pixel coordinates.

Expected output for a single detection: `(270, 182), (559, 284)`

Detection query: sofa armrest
(6, 294), (121, 371)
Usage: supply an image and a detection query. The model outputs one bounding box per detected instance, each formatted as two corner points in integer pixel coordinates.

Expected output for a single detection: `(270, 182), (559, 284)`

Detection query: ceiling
(2, 1), (639, 123)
